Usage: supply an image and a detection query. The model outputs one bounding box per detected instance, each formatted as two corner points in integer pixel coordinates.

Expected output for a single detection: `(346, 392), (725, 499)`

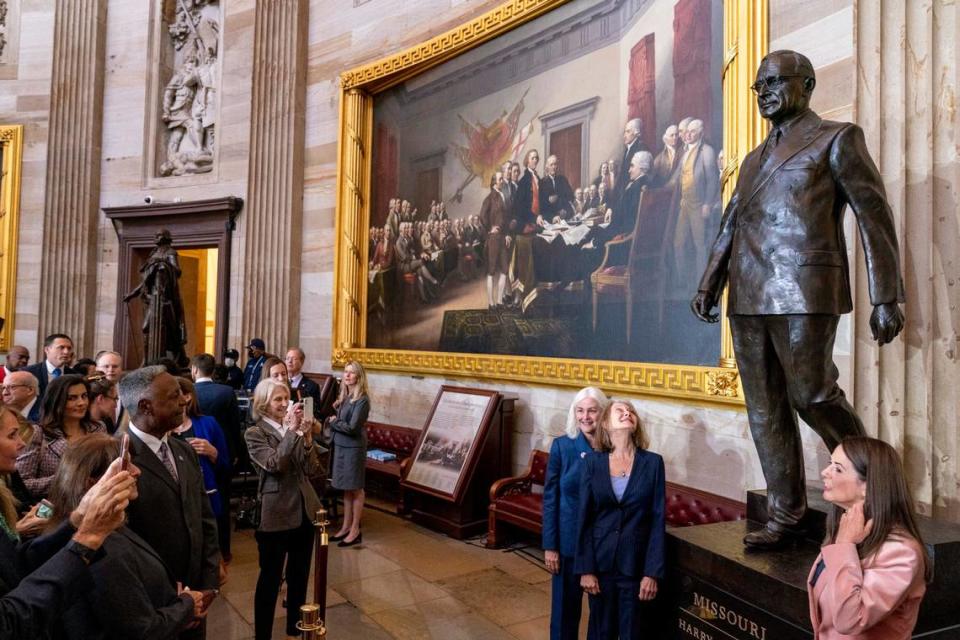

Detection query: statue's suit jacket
(699, 109), (904, 315)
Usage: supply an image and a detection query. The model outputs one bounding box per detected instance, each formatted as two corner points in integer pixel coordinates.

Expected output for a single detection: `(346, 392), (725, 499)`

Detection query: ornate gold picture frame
(332, 0), (767, 405)
(0, 124), (24, 352)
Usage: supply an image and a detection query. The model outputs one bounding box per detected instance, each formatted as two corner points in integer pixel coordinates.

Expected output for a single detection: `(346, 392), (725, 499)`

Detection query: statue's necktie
(158, 441), (179, 482)
(761, 127), (781, 164)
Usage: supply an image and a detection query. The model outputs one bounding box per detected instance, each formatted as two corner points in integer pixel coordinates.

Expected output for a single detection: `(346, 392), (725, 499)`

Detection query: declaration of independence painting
(366, 0), (723, 367)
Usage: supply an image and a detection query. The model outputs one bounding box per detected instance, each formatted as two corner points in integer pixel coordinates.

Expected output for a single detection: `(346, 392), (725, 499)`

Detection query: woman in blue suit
(543, 386), (606, 640)
(575, 400), (666, 639)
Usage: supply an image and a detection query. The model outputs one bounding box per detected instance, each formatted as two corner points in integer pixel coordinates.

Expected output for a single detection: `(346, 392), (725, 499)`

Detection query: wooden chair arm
(489, 473), (533, 501)
(592, 232), (635, 277)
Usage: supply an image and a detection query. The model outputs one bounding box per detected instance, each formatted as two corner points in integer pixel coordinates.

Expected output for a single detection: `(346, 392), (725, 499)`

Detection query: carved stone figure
(159, 0), (219, 177)
(691, 50), (905, 550)
(123, 229), (189, 368)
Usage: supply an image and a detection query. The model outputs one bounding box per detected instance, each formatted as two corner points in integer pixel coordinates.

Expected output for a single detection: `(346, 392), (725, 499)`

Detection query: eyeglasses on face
(750, 74), (807, 94)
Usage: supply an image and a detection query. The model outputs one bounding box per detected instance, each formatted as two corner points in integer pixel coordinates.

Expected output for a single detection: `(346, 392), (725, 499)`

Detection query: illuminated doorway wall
(179, 248), (218, 356)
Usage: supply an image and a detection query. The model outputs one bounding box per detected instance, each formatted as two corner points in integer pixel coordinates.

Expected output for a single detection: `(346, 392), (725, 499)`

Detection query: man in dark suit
(606, 150), (653, 238)
(1, 345), (29, 384)
(614, 118), (648, 204)
(538, 154), (576, 223)
(120, 365), (220, 635)
(692, 50), (905, 549)
(191, 352), (242, 561)
(24, 333), (75, 400)
(285, 347), (321, 420)
(1, 371), (41, 423)
(512, 149), (541, 233)
(241, 338), (267, 392)
(221, 349), (243, 390)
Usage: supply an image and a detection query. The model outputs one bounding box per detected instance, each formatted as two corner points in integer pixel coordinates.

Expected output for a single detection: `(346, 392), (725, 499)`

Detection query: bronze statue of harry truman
(691, 50), (905, 550)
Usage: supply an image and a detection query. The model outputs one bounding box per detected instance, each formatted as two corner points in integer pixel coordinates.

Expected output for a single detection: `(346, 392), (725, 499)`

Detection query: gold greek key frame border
(0, 124), (24, 353)
(333, 0), (767, 405)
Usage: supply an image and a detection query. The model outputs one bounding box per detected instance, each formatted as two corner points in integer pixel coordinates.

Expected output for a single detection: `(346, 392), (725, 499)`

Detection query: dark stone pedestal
(666, 488), (960, 639)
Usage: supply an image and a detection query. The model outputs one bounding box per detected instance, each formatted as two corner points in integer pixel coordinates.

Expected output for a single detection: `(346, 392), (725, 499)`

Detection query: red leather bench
(364, 421), (420, 511)
(486, 449), (746, 548)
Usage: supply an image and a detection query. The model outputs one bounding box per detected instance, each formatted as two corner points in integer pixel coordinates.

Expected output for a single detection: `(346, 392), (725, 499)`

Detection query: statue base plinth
(665, 488), (960, 639)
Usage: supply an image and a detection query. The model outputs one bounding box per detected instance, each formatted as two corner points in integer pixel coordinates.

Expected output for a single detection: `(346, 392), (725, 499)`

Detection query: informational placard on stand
(403, 386), (500, 503)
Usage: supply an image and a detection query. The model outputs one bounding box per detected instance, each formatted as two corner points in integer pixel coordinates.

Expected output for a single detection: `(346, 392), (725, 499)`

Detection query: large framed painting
(402, 386), (501, 502)
(333, 0), (768, 404)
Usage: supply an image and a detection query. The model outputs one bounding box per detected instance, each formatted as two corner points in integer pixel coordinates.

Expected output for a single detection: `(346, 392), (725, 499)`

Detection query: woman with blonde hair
(543, 386), (606, 639)
(245, 378), (322, 640)
(575, 400), (665, 639)
(809, 436), (930, 639)
(325, 360), (370, 547)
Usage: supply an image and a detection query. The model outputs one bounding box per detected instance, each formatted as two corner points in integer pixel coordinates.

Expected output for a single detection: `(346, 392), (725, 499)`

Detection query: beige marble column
(239, 0), (308, 353)
(854, 0), (959, 520)
(36, 0), (107, 355)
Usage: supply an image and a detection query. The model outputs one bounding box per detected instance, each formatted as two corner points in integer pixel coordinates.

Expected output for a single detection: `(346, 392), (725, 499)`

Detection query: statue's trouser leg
(731, 315), (807, 532)
(772, 314), (865, 452)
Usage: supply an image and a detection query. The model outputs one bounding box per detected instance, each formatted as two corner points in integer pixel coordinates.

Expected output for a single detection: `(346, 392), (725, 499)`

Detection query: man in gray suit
(120, 366), (220, 636)
(692, 51), (905, 549)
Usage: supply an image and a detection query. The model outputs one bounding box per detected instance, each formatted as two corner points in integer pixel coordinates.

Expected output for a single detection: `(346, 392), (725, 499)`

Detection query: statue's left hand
(870, 302), (905, 346)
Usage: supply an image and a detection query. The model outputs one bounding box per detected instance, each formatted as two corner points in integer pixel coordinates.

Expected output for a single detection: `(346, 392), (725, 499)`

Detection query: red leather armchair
(486, 449), (549, 548)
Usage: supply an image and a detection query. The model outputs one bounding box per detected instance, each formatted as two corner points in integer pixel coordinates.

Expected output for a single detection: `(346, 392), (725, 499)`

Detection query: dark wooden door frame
(103, 197), (243, 370)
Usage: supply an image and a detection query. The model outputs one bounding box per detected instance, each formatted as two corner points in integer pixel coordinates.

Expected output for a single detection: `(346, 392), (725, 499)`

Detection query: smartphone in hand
(302, 396), (314, 420)
(119, 433), (131, 471)
(36, 499), (54, 519)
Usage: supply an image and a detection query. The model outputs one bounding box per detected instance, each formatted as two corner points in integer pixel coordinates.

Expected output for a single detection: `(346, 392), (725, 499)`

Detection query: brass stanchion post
(297, 604), (326, 639)
(299, 501), (331, 636)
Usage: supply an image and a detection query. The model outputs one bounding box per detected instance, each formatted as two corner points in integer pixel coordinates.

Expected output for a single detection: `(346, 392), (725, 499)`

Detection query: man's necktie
(51, 368), (61, 379)
(158, 441), (179, 482)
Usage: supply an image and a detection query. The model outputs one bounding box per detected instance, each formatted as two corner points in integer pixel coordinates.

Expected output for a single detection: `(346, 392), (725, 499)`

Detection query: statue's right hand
(691, 291), (719, 323)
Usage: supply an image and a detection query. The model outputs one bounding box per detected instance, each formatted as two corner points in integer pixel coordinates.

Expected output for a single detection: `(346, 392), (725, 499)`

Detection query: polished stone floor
(206, 506), (580, 638)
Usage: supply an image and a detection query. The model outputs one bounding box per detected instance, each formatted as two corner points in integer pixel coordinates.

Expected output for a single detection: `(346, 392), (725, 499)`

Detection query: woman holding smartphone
(245, 378), (322, 640)
(326, 360), (370, 547)
(809, 436), (929, 639)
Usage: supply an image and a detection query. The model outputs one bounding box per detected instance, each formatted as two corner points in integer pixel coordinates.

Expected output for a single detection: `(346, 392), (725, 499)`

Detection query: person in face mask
(222, 349), (243, 391)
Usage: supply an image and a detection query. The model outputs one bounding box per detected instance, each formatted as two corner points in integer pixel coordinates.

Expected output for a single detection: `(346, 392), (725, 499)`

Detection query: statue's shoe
(743, 524), (804, 551)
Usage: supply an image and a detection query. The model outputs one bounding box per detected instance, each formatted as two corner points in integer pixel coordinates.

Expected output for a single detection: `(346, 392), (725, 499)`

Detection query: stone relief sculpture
(159, 0), (220, 177)
(0, 1), (8, 58)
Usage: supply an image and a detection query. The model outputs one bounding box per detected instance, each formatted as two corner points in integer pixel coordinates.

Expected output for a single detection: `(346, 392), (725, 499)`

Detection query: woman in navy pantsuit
(543, 386), (607, 640)
(575, 400), (666, 640)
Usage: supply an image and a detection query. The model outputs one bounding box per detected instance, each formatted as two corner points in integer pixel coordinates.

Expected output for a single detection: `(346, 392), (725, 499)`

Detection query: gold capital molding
(240, 0), (309, 352)
(37, 0), (108, 355)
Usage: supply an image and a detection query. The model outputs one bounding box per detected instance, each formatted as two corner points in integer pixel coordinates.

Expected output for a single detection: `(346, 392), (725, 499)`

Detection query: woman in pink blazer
(808, 436), (930, 639)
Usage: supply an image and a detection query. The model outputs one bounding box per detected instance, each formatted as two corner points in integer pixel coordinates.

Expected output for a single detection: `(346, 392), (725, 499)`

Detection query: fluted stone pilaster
(854, 0), (960, 519)
(239, 0), (308, 353)
(37, 0), (107, 354)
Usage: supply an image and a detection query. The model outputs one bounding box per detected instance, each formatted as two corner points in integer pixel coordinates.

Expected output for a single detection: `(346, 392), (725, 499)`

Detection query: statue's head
(155, 229), (173, 246)
(754, 50), (816, 124)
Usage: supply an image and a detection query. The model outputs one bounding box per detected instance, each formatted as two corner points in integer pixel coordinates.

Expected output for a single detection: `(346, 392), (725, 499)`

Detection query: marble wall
(2, 0), (957, 515)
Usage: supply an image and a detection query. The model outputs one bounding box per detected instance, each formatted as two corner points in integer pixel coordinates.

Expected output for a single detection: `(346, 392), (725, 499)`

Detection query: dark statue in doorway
(123, 228), (189, 368)
(691, 50), (905, 550)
